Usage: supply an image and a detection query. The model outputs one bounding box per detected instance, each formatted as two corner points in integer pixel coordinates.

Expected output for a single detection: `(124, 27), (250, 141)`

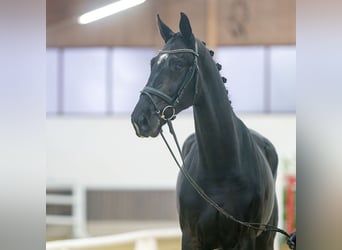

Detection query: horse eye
(175, 64), (183, 70)
(173, 61), (185, 71)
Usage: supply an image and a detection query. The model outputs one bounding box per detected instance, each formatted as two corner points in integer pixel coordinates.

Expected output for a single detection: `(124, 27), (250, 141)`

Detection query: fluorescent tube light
(78, 0), (146, 24)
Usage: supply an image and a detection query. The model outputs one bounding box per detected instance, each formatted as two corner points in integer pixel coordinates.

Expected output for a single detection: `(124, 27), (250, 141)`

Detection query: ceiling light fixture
(78, 0), (146, 24)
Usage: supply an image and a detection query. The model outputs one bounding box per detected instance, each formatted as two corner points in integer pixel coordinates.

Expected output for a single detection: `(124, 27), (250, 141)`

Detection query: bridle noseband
(140, 42), (199, 121)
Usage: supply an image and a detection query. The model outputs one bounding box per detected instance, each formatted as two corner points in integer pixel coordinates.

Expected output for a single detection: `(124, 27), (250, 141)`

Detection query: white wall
(47, 114), (296, 189)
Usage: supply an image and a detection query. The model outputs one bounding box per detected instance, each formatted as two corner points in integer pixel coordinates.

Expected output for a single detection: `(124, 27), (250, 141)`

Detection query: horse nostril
(132, 110), (153, 137)
(133, 121), (142, 137)
(133, 114), (149, 131)
(139, 115), (149, 127)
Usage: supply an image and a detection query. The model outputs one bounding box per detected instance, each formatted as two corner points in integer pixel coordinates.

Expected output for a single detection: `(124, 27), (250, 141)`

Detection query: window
(270, 46), (296, 112)
(46, 48), (58, 114)
(111, 48), (156, 114)
(216, 47), (265, 112)
(63, 48), (107, 114)
(46, 46), (295, 115)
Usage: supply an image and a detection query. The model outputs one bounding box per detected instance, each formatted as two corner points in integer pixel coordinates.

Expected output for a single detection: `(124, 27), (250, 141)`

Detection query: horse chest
(176, 171), (252, 222)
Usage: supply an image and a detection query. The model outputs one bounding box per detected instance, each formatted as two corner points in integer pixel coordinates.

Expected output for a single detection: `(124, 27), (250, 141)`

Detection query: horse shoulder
(249, 129), (278, 178)
(182, 133), (196, 158)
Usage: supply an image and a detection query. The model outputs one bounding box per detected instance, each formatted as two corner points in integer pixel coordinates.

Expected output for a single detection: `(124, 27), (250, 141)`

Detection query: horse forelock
(163, 32), (195, 51)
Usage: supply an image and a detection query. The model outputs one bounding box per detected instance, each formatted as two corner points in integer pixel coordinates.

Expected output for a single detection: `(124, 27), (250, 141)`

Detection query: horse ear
(179, 12), (195, 44)
(157, 14), (174, 43)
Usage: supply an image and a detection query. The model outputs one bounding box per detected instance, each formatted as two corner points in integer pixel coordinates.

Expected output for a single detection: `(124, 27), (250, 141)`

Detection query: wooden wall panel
(217, 0), (296, 45)
(87, 190), (178, 221)
(153, 0), (207, 47)
(47, 0), (157, 47)
(46, 0), (295, 47)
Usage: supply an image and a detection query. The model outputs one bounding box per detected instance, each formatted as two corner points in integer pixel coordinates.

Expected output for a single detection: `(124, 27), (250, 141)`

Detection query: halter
(140, 42), (199, 121)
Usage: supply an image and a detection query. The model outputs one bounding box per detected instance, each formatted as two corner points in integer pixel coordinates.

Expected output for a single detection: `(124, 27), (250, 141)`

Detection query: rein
(140, 42), (295, 249)
(160, 120), (295, 249)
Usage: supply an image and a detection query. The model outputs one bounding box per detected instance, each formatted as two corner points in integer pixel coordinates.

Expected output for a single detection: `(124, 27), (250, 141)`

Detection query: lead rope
(160, 119), (296, 249)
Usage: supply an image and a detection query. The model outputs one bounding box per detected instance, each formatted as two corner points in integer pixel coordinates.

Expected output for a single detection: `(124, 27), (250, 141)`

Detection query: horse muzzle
(132, 120), (145, 138)
(131, 109), (161, 138)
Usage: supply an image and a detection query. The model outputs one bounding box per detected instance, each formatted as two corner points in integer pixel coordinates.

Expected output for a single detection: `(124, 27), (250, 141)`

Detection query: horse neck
(193, 47), (241, 170)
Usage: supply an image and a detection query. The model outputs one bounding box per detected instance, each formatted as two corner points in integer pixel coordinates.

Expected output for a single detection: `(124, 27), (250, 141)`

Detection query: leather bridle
(140, 42), (199, 121)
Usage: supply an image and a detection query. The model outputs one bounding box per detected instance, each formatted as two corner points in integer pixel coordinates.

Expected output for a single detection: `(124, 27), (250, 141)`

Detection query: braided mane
(201, 40), (231, 104)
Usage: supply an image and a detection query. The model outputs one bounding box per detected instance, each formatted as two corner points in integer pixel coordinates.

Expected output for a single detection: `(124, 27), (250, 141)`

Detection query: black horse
(131, 13), (278, 250)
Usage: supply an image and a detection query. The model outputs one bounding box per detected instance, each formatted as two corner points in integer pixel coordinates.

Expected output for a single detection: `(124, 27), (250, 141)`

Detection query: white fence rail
(46, 182), (87, 238)
(46, 228), (181, 250)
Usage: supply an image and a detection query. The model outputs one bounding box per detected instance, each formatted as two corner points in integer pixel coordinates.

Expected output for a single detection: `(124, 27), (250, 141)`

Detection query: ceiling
(46, 0), (296, 48)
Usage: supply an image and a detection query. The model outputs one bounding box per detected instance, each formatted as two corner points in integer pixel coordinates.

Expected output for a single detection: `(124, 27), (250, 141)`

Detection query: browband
(160, 48), (199, 57)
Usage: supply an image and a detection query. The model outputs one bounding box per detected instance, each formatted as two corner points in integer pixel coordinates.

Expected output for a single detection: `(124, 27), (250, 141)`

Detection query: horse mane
(200, 40), (232, 105)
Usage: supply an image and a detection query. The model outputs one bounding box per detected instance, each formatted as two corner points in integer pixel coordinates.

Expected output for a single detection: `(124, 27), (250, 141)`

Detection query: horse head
(131, 13), (198, 138)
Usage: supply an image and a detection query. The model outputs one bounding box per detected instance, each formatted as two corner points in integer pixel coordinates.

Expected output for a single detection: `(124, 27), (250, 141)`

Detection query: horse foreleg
(181, 231), (197, 250)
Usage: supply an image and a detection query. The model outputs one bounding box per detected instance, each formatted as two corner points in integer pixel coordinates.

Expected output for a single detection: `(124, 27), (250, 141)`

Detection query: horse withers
(131, 13), (279, 250)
